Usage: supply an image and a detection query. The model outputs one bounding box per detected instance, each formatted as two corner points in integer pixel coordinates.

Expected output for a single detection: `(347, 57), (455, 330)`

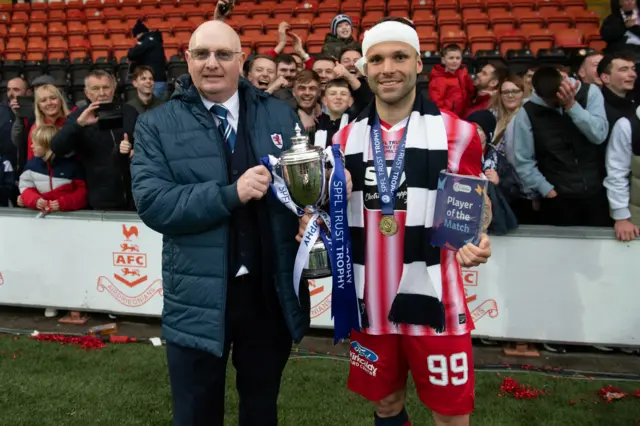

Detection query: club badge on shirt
(271, 133), (284, 149)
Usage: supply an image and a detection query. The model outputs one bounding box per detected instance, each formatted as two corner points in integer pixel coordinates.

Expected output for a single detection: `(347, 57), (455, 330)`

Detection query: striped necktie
(210, 104), (236, 152)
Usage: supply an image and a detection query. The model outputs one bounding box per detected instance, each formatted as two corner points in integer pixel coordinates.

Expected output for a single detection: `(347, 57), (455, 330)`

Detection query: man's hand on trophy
(345, 169), (352, 200)
(296, 214), (326, 243)
(237, 165), (271, 204)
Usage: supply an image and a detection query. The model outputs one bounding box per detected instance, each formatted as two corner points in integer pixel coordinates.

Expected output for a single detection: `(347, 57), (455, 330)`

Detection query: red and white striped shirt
(339, 111), (483, 337)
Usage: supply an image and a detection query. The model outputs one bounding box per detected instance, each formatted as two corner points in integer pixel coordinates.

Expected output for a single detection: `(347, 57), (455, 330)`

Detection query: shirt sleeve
(566, 83), (609, 145)
(604, 117), (633, 221)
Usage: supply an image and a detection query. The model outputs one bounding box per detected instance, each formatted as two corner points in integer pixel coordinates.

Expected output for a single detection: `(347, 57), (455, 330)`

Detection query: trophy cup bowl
(275, 124), (332, 279)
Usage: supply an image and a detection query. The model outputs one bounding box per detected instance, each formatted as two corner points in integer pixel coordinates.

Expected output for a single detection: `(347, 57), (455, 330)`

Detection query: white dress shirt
(200, 91), (248, 278)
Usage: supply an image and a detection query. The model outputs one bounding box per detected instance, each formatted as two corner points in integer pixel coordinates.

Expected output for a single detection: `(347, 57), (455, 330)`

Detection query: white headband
(355, 21), (421, 76)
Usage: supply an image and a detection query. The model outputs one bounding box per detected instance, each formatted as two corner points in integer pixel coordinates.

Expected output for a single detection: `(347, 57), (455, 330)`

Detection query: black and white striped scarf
(335, 94), (449, 332)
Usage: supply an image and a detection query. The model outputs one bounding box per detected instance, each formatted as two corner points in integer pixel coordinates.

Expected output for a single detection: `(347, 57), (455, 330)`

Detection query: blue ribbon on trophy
(261, 125), (360, 342)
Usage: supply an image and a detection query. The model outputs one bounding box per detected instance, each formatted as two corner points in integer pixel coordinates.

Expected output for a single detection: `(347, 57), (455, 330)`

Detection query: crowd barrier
(0, 208), (638, 347)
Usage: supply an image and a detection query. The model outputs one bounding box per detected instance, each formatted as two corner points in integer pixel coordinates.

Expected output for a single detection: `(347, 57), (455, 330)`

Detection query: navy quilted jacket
(131, 75), (309, 356)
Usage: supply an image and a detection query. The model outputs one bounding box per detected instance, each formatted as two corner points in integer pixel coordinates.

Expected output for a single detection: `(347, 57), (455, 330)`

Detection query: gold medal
(379, 215), (398, 236)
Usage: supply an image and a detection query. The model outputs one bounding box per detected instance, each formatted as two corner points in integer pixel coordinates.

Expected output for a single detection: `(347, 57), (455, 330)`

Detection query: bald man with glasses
(131, 19), (308, 426)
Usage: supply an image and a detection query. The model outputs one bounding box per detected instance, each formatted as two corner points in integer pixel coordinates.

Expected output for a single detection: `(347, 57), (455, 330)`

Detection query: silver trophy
(274, 124), (331, 279)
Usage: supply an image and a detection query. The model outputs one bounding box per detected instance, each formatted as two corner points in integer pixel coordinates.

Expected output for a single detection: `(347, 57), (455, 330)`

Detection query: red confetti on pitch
(500, 377), (546, 400)
(31, 334), (104, 350)
(598, 385), (627, 403)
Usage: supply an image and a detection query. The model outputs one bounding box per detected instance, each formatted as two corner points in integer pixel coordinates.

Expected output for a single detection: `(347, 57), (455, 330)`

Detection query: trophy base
(302, 239), (332, 279)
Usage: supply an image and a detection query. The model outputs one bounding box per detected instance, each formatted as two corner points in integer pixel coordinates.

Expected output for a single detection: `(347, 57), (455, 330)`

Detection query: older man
(130, 20), (309, 426)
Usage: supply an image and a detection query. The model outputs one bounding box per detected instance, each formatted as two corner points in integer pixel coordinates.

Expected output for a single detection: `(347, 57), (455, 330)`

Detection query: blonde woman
(26, 84), (70, 161)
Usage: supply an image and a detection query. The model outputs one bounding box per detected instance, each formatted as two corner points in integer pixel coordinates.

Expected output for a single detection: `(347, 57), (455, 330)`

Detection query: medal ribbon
(370, 115), (410, 217)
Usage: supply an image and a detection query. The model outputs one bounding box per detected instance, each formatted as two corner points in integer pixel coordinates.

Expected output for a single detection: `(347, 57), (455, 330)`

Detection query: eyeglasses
(189, 49), (242, 62)
(501, 89), (523, 96)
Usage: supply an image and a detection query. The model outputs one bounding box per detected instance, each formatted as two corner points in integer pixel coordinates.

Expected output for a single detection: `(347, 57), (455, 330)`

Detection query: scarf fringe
(388, 294), (446, 333)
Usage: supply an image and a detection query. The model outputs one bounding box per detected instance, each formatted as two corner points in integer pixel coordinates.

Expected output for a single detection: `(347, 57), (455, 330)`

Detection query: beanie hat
(331, 14), (352, 35)
(31, 75), (56, 87)
(132, 20), (149, 38)
(466, 110), (497, 142)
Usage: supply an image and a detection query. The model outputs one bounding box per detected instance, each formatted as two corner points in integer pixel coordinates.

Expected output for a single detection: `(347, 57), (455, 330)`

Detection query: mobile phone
(17, 95), (35, 118)
(97, 102), (124, 130)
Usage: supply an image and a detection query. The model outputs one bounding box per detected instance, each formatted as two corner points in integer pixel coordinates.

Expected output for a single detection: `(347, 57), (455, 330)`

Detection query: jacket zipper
(111, 130), (127, 204)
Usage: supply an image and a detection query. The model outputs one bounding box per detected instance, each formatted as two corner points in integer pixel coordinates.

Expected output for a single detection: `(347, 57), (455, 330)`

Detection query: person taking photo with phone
(50, 70), (139, 211)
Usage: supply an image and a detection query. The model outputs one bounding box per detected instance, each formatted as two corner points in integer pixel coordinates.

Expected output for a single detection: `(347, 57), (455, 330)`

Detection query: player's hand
(557, 79), (579, 111)
(456, 233), (491, 267)
(237, 165), (270, 203)
(484, 169), (499, 185)
(76, 102), (101, 127)
(36, 198), (48, 210)
(119, 133), (132, 155)
(296, 214), (325, 243)
(49, 200), (61, 211)
(17, 195), (24, 207)
(614, 219), (640, 242)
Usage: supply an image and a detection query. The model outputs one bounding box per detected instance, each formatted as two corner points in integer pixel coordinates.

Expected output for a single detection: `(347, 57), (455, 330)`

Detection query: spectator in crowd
(314, 78), (353, 147)
(266, 54), (298, 108)
(23, 85), (70, 162)
(128, 66), (165, 114)
(522, 64), (538, 98)
(127, 20), (168, 99)
(466, 109), (496, 151)
(604, 105), (640, 241)
(598, 52), (637, 137)
(50, 70), (138, 211)
(600, 0), (640, 55)
(0, 151), (14, 207)
(292, 70), (322, 133)
(428, 44), (475, 117)
(3, 77), (30, 174)
(19, 124), (87, 318)
(339, 46), (363, 77)
(465, 61), (509, 117)
(578, 51), (604, 86)
(266, 22), (314, 70)
(130, 20), (309, 425)
(322, 14), (359, 58)
(513, 66), (611, 226)
(312, 55), (337, 90)
(246, 54), (277, 91)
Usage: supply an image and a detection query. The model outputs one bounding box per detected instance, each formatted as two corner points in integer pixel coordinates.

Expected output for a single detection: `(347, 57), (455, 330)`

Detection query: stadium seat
(306, 32), (326, 54)
(49, 10), (67, 23)
(30, 10), (48, 24)
(11, 11), (30, 25)
(174, 21), (194, 39)
(460, 0), (485, 14)
(497, 29), (526, 56)
(561, 0), (587, 8)
(440, 29), (467, 49)
(464, 11), (490, 32)
(574, 10), (601, 31)
(438, 11), (463, 33)
(362, 14), (385, 31)
(48, 39), (70, 61)
(435, 0), (459, 12)
(510, 0), (534, 12)
(251, 3), (272, 21)
(48, 59), (69, 85)
(583, 27), (606, 51)
(388, 0), (411, 15)
(8, 24), (27, 39)
(486, 0), (510, 12)
(418, 30), (439, 52)
(468, 29), (497, 54)
(242, 21), (265, 38)
(263, 18), (281, 37)
(296, 1), (318, 21)
(274, 1), (299, 17)
(113, 39), (133, 61)
(290, 18), (311, 39)
(255, 34), (277, 54)
(524, 28), (554, 54)
(535, 0), (561, 13)
(5, 38), (26, 61)
(312, 16), (334, 32)
(66, 0), (84, 10)
(341, 0), (363, 16)
(165, 9), (186, 24)
(67, 10), (87, 22)
(0, 24), (8, 38)
(489, 10), (515, 32)
(514, 10), (544, 32)
(554, 28), (585, 48)
(28, 23), (47, 38)
(541, 10), (573, 31)
(411, 0), (434, 12)
(318, 0), (341, 18)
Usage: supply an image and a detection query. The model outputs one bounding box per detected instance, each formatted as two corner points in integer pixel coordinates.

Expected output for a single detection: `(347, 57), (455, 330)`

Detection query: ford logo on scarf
(350, 341), (379, 362)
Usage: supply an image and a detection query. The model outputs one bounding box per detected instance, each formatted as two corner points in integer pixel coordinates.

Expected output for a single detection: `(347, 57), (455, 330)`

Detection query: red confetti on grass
(500, 377), (546, 399)
(598, 385), (627, 403)
(31, 334), (104, 350)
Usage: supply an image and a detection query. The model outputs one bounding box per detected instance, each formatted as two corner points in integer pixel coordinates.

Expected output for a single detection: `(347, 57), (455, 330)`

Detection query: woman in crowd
(483, 75), (539, 224)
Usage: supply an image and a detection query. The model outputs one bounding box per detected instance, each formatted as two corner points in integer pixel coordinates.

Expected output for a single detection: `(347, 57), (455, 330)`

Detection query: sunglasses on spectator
(189, 49), (242, 62)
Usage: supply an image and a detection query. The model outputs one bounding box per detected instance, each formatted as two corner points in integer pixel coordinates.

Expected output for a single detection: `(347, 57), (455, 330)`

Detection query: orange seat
(489, 10), (515, 32)
(67, 9), (87, 22)
(524, 28), (554, 54)
(464, 11), (490, 32)
(28, 23), (47, 38)
(104, 9), (125, 26)
(86, 9), (104, 22)
(541, 10), (572, 31)
(362, 13), (385, 31)
(514, 10), (544, 32)
(389, 0), (411, 14)
(174, 21), (193, 39)
(121, 6), (144, 19)
(251, 3), (272, 21)
(413, 9), (436, 25)
(146, 16), (166, 27)
(290, 18), (311, 39)
(438, 12), (463, 33)
(535, 0), (561, 13)
(254, 34), (276, 54)
(49, 1), (67, 11)
(312, 16), (333, 33)
(496, 29), (526, 55)
(11, 11), (29, 25)
(435, 0), (459, 13)
(66, 0), (84, 10)
(48, 10), (67, 23)
(30, 10), (48, 24)
(306, 31), (326, 54)
(6, 37), (26, 60)
(510, 0), (533, 12)
(418, 29), (438, 51)
(583, 27), (606, 51)
(574, 10), (600, 31)
(84, 0), (103, 10)
(31, 2), (47, 11)
(296, 1), (318, 20)
(561, 0), (587, 9)
(341, 0), (363, 15)
(48, 39), (69, 60)
(554, 28), (584, 48)
(8, 24), (27, 38)
(186, 15), (206, 27)
(231, 3), (253, 17)
(317, 0), (341, 18)
(0, 24), (9, 38)
(242, 21), (264, 38)
(12, 2), (30, 12)
(468, 29), (497, 54)
(263, 18), (281, 37)
(460, 0), (485, 15)
(485, 0), (509, 11)
(273, 1), (298, 16)
(440, 29), (467, 49)
(165, 9), (185, 24)
(0, 12), (10, 25)
(411, 0), (435, 12)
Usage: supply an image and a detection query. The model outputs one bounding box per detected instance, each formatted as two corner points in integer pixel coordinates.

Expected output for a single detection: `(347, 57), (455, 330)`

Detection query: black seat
(91, 57), (116, 75)
(124, 84), (138, 102)
(475, 50), (504, 71)
(506, 49), (536, 76)
(48, 59), (69, 85)
(24, 60), (47, 85)
(421, 52), (441, 77)
(167, 55), (188, 82)
(69, 58), (92, 85)
(116, 56), (131, 86)
(1, 60), (24, 81)
(0, 81), (8, 103)
(537, 48), (569, 67)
